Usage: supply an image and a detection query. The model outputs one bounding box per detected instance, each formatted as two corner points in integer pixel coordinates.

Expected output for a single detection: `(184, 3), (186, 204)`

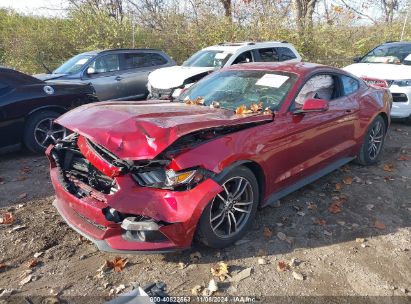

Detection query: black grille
(392, 93), (408, 102)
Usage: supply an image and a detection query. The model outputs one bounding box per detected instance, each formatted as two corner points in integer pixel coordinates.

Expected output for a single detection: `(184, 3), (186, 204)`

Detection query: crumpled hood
(56, 101), (272, 160)
(148, 66), (214, 89)
(344, 63), (411, 80)
(34, 73), (67, 81)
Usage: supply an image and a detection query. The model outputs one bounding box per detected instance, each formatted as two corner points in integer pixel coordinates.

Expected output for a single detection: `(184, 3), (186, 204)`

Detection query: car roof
(80, 48), (166, 56)
(203, 41), (295, 53)
(225, 62), (330, 76)
(381, 41), (411, 46)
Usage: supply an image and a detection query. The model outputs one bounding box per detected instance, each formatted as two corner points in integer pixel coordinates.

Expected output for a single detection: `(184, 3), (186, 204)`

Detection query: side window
(232, 51), (253, 64)
(257, 48), (279, 62)
(89, 54), (120, 74)
(295, 74), (336, 108)
(341, 75), (359, 95)
(278, 47), (297, 61)
(149, 53), (168, 66)
(124, 53), (148, 69)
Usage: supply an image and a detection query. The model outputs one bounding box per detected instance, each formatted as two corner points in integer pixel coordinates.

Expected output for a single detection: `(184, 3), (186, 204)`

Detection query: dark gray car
(35, 49), (175, 101)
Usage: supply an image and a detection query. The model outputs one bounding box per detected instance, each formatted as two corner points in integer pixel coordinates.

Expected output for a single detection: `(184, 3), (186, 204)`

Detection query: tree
(293, 0), (319, 38)
(381, 0), (399, 23)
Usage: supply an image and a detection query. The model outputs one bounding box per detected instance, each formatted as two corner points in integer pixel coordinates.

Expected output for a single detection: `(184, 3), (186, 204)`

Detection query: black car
(0, 67), (98, 154)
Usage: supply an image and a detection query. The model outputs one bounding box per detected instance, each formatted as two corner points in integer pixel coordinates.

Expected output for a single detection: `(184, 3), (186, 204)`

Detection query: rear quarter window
(278, 47), (297, 61)
(341, 75), (360, 95)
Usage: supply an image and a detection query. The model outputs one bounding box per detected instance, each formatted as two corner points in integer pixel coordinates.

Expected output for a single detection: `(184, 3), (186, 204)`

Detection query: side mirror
(297, 98), (329, 114)
(87, 67), (96, 75)
(353, 56), (362, 63)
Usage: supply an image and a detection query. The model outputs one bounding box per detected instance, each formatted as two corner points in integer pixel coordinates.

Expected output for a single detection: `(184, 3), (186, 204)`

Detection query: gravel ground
(0, 122), (410, 303)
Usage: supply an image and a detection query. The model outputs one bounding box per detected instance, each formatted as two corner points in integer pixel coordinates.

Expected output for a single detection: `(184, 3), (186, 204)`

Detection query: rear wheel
(196, 166), (259, 248)
(356, 115), (386, 165)
(23, 111), (66, 154)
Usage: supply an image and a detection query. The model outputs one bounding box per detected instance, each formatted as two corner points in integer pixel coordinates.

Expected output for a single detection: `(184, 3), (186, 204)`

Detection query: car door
(83, 54), (121, 101)
(264, 73), (357, 193)
(117, 52), (168, 100)
(0, 81), (22, 149)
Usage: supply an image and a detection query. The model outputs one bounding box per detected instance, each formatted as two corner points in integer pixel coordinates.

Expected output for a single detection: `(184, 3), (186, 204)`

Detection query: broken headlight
(132, 168), (211, 190)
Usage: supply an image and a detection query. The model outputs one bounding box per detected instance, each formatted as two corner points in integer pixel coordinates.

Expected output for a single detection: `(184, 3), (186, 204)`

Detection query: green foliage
(0, 7), (411, 74)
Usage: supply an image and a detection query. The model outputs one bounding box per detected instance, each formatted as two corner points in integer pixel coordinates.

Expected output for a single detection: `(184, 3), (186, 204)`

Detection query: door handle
(115, 76), (122, 81)
(345, 109), (353, 113)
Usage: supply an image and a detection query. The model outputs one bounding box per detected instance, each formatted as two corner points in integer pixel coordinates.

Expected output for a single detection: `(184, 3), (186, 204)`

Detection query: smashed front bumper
(47, 145), (222, 253)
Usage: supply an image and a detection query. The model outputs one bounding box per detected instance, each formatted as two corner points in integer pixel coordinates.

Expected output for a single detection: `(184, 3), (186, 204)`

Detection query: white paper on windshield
(405, 54), (411, 61)
(256, 74), (289, 88)
(215, 52), (229, 60)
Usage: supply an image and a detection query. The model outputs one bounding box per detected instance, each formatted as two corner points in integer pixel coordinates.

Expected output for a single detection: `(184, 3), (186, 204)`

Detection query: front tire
(356, 115), (386, 165)
(23, 111), (66, 154)
(196, 166), (259, 248)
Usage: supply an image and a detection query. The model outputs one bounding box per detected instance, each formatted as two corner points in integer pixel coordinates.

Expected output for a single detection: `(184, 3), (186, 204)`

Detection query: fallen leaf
(277, 261), (289, 272)
(20, 166), (31, 174)
(0, 263), (7, 271)
(235, 104), (253, 114)
(27, 259), (39, 269)
(190, 251), (202, 263)
(20, 274), (33, 286)
(191, 285), (203, 296)
(250, 102), (263, 113)
(185, 97), (204, 105)
(263, 227), (273, 238)
(374, 220), (386, 230)
(342, 177), (353, 185)
(277, 232), (287, 241)
(209, 101), (220, 109)
(0, 212), (14, 225)
(383, 163), (394, 172)
(341, 165), (351, 172)
(328, 202), (342, 214)
(211, 262), (229, 281)
(314, 218), (326, 226)
(307, 202), (317, 210)
(105, 257), (128, 272)
(398, 155), (409, 161)
(17, 193), (27, 200)
(17, 176), (27, 181)
(292, 271), (304, 280)
(263, 107), (273, 115)
(335, 183), (342, 191)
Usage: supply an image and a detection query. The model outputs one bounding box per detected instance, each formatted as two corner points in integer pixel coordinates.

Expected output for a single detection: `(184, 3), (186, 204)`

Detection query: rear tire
(23, 111), (66, 154)
(196, 166), (259, 249)
(356, 115), (386, 165)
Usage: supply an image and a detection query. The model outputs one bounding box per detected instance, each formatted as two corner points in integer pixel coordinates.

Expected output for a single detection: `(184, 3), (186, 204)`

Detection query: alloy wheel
(209, 176), (254, 239)
(367, 120), (384, 160)
(34, 118), (66, 148)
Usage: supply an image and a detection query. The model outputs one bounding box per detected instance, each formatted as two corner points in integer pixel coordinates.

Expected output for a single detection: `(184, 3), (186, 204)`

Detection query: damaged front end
(47, 132), (223, 252)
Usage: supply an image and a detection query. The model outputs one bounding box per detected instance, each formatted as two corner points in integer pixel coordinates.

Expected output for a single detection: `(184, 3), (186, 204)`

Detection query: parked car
(35, 49), (175, 101)
(147, 41), (301, 100)
(47, 62), (391, 253)
(0, 67), (98, 154)
(344, 41), (411, 123)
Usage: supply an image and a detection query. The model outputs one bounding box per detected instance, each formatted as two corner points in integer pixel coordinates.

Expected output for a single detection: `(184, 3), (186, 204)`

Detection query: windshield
(182, 50), (232, 68)
(54, 54), (94, 74)
(361, 44), (411, 65)
(179, 70), (297, 111)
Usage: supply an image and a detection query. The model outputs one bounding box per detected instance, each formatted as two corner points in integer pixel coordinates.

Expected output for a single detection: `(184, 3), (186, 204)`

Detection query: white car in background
(147, 41), (301, 99)
(344, 41), (411, 123)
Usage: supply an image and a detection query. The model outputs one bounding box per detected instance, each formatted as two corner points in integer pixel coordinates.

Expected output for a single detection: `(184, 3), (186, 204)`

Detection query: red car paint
(47, 62), (391, 253)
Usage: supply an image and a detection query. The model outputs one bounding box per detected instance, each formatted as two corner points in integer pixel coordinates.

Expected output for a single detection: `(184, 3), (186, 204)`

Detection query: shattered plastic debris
(230, 267), (252, 282)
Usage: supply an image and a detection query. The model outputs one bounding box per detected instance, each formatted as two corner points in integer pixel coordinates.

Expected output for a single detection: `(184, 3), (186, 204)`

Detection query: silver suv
(35, 49), (175, 101)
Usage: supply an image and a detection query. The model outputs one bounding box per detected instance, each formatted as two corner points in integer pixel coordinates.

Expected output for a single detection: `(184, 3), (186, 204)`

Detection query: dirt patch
(0, 123), (410, 301)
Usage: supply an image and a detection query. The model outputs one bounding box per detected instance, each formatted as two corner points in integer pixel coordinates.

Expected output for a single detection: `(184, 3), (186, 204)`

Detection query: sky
(0, 0), (68, 17)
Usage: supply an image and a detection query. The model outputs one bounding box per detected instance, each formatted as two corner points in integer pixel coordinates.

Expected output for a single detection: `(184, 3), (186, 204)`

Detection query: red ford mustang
(47, 62), (391, 253)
